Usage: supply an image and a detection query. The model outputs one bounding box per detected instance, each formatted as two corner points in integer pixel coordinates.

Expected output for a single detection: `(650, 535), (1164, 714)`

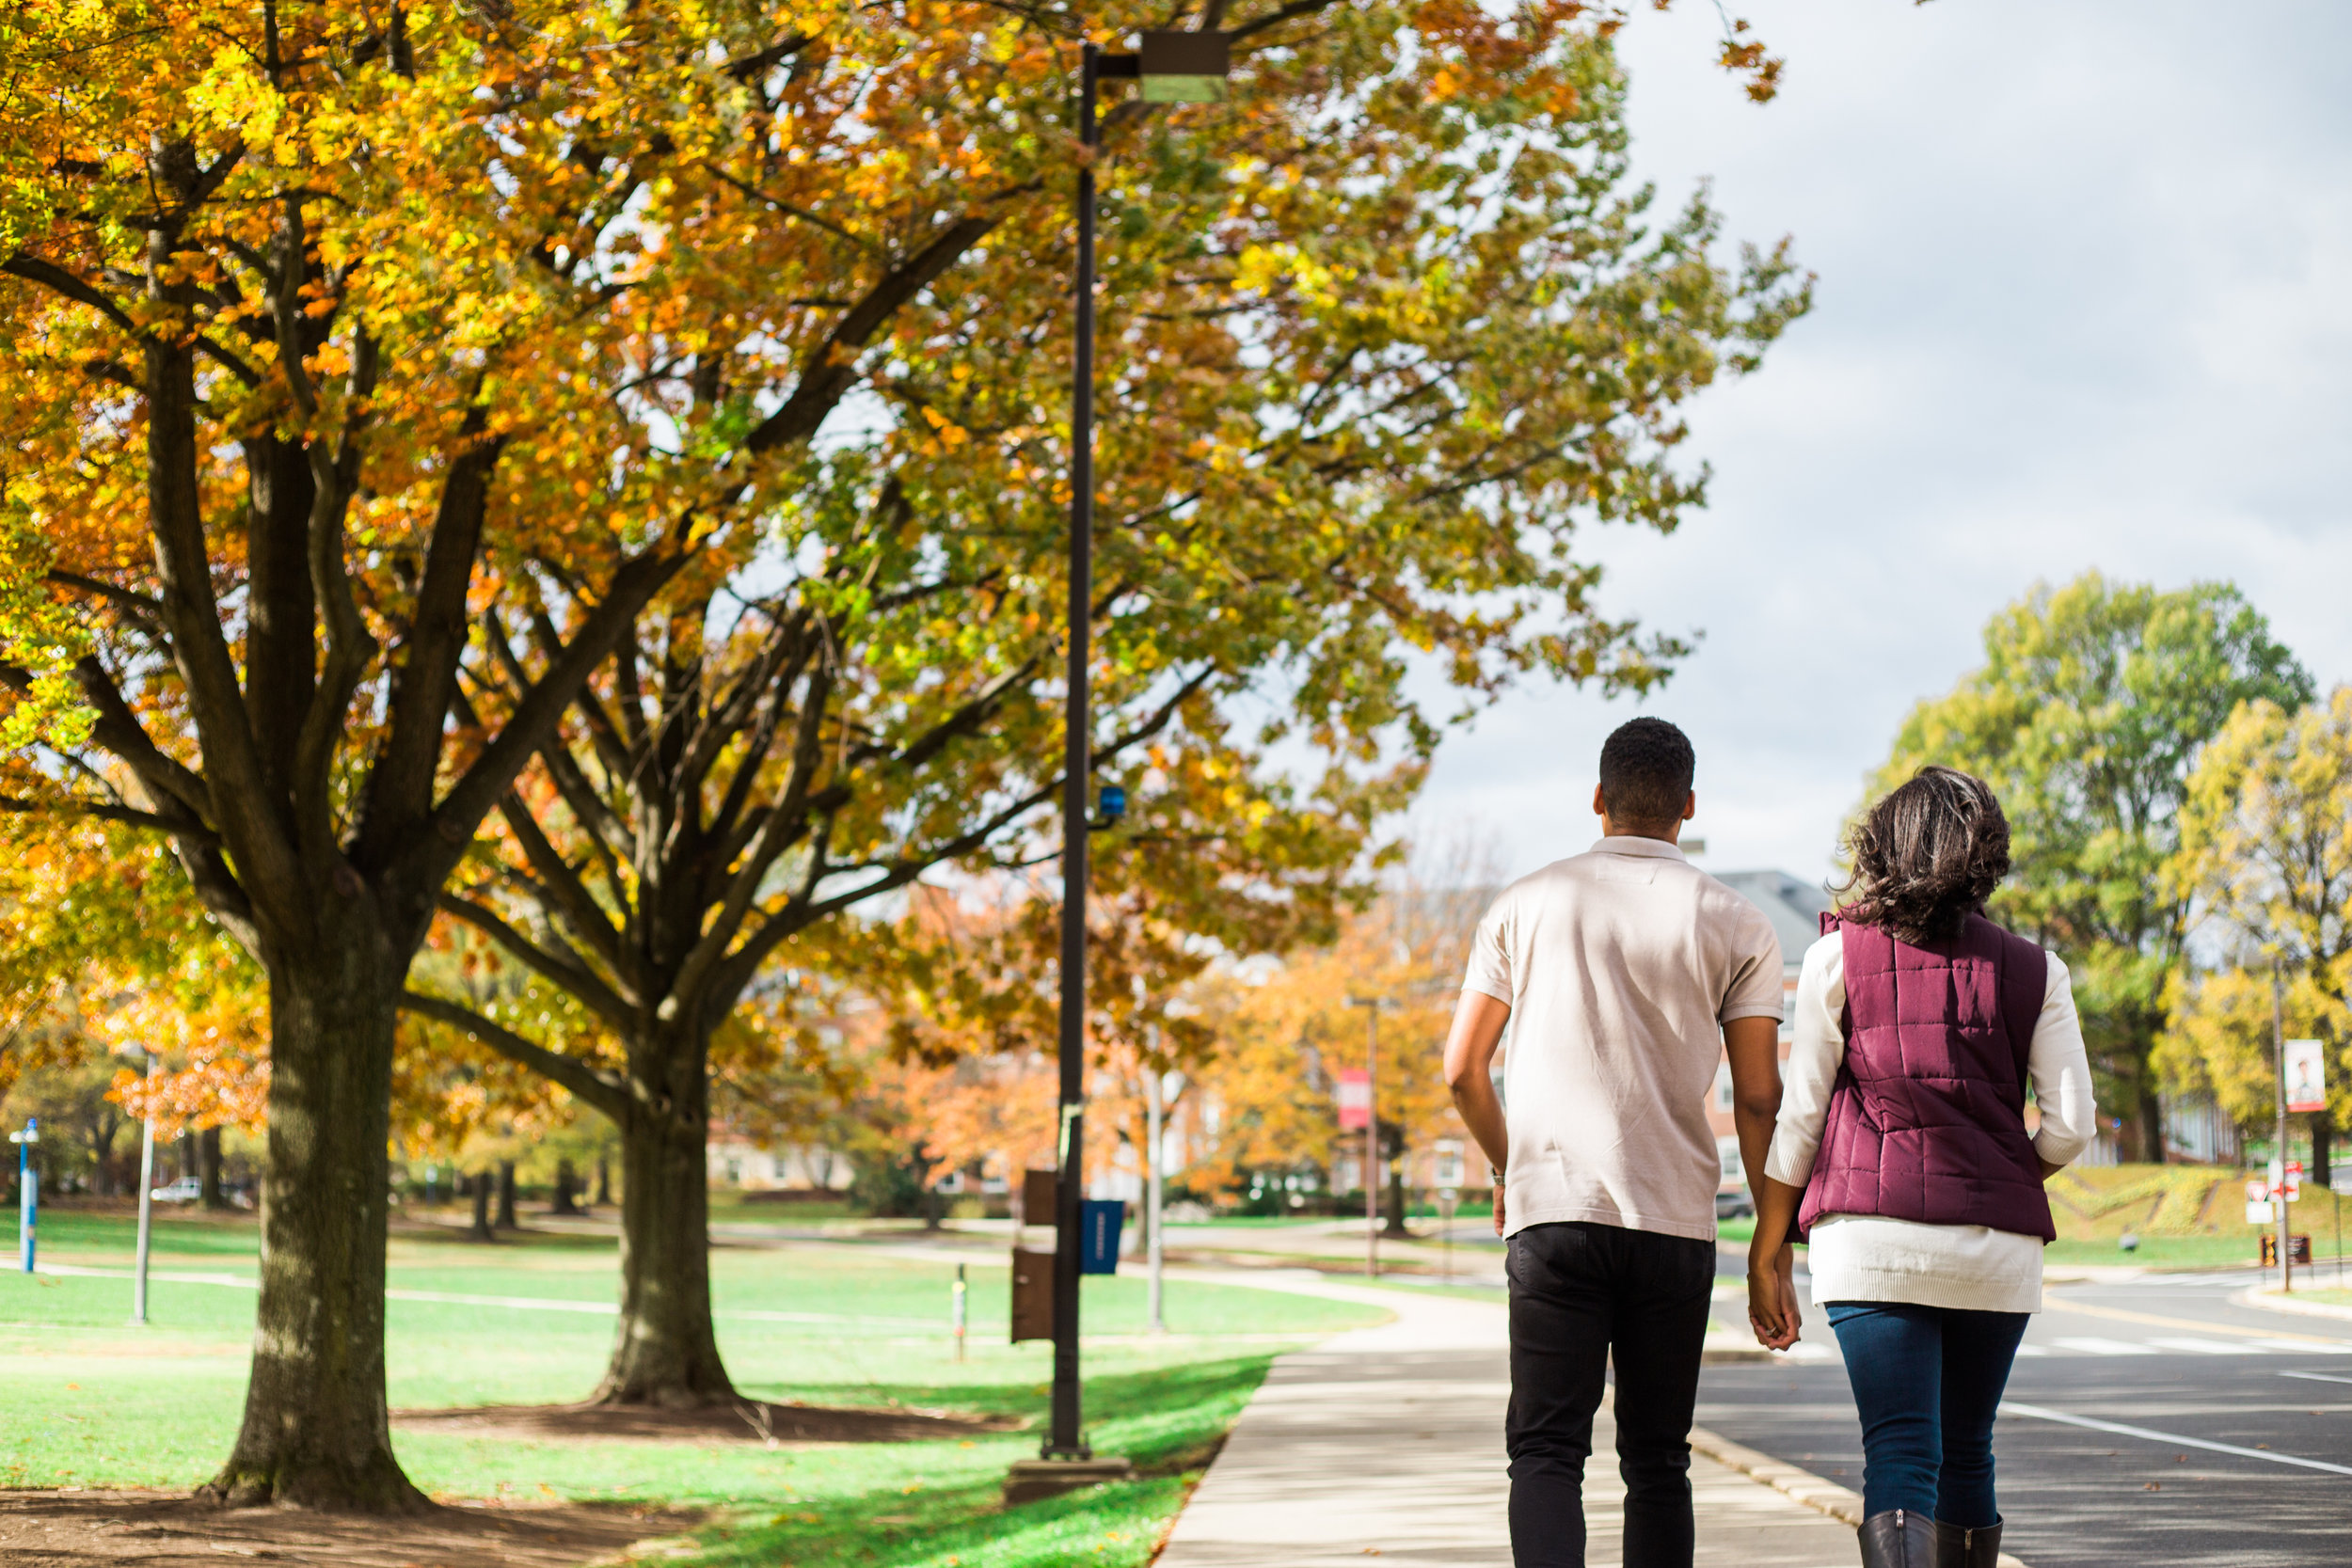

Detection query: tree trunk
(496, 1161), (518, 1230)
(552, 1160), (580, 1215)
(201, 932), (425, 1513)
(1383, 1164), (1411, 1237)
(594, 1154), (612, 1207)
(469, 1170), (494, 1241)
(595, 1093), (734, 1407)
(2312, 1117), (2332, 1191)
(2137, 1078), (2167, 1164)
(199, 1126), (228, 1209)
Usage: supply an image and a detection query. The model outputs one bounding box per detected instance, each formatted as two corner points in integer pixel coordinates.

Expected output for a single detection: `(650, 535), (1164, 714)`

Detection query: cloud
(1417, 0), (2352, 888)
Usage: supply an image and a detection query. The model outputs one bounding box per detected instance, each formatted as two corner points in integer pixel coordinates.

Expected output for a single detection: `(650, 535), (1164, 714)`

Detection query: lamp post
(1146, 1059), (1168, 1335)
(1347, 997), (1395, 1278)
(2273, 960), (2293, 1292)
(131, 1049), (159, 1325)
(9, 1117), (36, 1273)
(1043, 27), (1231, 1472)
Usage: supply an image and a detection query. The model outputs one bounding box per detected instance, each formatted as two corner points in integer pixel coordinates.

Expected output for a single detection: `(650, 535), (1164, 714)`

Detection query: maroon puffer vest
(1795, 911), (2055, 1242)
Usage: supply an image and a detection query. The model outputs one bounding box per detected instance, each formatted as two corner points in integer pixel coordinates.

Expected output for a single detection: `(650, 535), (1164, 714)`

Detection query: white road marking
(2280, 1370), (2352, 1387)
(2010, 1344), (2049, 1356)
(2049, 1336), (2157, 1356)
(2000, 1401), (2352, 1477)
(2146, 1336), (2265, 1355)
(2250, 1338), (2352, 1354)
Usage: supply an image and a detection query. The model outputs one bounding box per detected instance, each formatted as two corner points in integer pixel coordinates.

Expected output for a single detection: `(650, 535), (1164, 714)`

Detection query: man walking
(1443, 717), (1798, 1567)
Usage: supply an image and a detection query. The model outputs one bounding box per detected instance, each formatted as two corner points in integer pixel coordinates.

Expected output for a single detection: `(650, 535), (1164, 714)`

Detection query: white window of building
(1434, 1138), (1466, 1187)
(1714, 1060), (1734, 1113)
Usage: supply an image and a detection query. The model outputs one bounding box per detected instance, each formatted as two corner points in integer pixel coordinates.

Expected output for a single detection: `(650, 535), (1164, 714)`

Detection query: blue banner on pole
(1078, 1199), (1124, 1275)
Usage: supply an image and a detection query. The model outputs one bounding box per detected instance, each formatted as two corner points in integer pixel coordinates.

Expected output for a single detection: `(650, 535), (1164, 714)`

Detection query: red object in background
(1336, 1069), (1371, 1131)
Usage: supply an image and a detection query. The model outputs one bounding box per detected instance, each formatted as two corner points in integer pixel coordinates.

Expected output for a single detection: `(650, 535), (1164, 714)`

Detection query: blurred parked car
(150, 1177), (203, 1204)
(1714, 1186), (1754, 1221)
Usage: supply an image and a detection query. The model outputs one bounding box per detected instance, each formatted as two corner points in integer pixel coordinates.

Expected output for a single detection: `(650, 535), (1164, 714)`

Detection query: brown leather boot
(1858, 1508), (1938, 1567)
(1933, 1517), (2003, 1568)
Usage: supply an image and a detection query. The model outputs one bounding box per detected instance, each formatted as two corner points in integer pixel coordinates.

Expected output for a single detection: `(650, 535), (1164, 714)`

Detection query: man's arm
(1724, 1015), (1801, 1351)
(1442, 989), (1512, 1236)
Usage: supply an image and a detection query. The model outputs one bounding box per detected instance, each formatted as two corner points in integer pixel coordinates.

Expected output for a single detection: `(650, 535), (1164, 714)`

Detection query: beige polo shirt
(1462, 835), (1785, 1243)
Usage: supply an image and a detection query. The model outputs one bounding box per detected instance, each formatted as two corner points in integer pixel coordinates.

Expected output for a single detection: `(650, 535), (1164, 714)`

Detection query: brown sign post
(1021, 1168), (1059, 1227)
(1011, 1248), (1057, 1342)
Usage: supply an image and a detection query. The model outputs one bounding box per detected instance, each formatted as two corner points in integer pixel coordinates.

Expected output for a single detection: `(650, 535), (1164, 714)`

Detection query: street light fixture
(1041, 26), (1232, 1482)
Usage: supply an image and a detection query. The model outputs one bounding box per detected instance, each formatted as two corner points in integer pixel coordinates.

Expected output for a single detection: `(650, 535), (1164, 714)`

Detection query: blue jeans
(1824, 1302), (2027, 1526)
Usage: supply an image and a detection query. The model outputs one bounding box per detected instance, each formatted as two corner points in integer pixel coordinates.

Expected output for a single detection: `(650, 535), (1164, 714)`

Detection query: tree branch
(745, 215), (997, 454)
(403, 541), (695, 901)
(399, 991), (630, 1122)
(437, 892), (635, 1028)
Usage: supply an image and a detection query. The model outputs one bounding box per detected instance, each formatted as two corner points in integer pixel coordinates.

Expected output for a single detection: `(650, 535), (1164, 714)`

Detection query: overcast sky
(1409, 0), (2352, 890)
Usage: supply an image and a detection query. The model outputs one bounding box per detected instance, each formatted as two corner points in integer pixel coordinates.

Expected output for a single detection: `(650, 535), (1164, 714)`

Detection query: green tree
(2157, 689), (2352, 1175)
(1872, 574), (2311, 1160)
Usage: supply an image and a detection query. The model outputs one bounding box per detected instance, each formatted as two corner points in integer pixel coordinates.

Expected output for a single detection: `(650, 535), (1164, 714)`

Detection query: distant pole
(952, 1262), (968, 1362)
(1347, 998), (1393, 1279)
(133, 1051), (158, 1324)
(10, 1118), (37, 1273)
(1147, 1063), (1167, 1334)
(2274, 960), (2293, 1293)
(1439, 1187), (1456, 1282)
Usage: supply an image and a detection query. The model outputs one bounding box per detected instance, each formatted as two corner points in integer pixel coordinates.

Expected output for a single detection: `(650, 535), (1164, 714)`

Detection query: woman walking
(1745, 767), (2097, 1568)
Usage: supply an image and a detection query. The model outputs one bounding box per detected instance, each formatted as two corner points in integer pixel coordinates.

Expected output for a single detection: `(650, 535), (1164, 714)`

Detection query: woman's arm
(1746, 1175), (1805, 1349)
(2026, 952), (2098, 1177)
(1746, 933), (1845, 1349)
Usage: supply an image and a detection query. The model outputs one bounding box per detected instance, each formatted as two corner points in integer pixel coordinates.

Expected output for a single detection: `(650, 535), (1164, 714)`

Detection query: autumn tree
(1871, 575), (2311, 1161)
(2156, 689), (2352, 1177)
(1181, 838), (1494, 1214)
(0, 0), (945, 1504)
(388, 0), (1804, 1406)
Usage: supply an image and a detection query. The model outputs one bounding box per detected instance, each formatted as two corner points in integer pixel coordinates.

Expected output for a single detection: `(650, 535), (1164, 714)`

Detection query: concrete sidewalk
(1154, 1276), (1865, 1568)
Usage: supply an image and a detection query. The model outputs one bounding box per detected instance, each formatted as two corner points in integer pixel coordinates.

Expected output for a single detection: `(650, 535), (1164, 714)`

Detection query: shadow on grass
(700, 1355), (1275, 1568)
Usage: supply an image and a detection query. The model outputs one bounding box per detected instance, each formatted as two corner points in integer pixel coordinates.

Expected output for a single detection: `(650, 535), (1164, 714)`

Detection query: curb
(2233, 1285), (2352, 1323)
(1687, 1427), (2030, 1568)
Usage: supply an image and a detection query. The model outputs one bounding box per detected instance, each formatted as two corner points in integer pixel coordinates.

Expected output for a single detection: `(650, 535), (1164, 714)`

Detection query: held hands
(1745, 1243), (1802, 1352)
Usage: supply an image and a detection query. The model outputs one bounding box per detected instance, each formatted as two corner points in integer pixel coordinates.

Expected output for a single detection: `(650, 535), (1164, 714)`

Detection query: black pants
(1506, 1220), (1715, 1568)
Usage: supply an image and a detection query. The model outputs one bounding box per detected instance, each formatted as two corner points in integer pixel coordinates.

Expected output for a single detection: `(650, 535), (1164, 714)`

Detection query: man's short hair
(1598, 718), (1694, 832)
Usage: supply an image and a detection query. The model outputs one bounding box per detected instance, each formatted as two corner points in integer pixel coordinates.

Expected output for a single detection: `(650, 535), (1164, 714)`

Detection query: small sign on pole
(2262, 1233), (2313, 1267)
(1077, 1199), (1124, 1275)
(1010, 1247), (1055, 1342)
(1336, 1069), (1371, 1131)
(2271, 1158), (2304, 1203)
(2285, 1038), (2328, 1114)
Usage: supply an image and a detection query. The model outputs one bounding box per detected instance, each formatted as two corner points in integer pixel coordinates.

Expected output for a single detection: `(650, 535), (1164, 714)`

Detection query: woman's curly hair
(1836, 765), (2012, 946)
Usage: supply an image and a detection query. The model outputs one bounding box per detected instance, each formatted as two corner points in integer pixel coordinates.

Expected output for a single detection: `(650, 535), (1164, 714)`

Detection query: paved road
(1692, 1262), (2352, 1568)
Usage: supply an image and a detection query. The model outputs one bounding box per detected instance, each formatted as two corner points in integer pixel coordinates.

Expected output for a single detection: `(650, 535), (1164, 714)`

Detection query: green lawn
(2286, 1288), (2352, 1307)
(0, 1208), (1389, 1565)
(2041, 1164), (2352, 1270)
